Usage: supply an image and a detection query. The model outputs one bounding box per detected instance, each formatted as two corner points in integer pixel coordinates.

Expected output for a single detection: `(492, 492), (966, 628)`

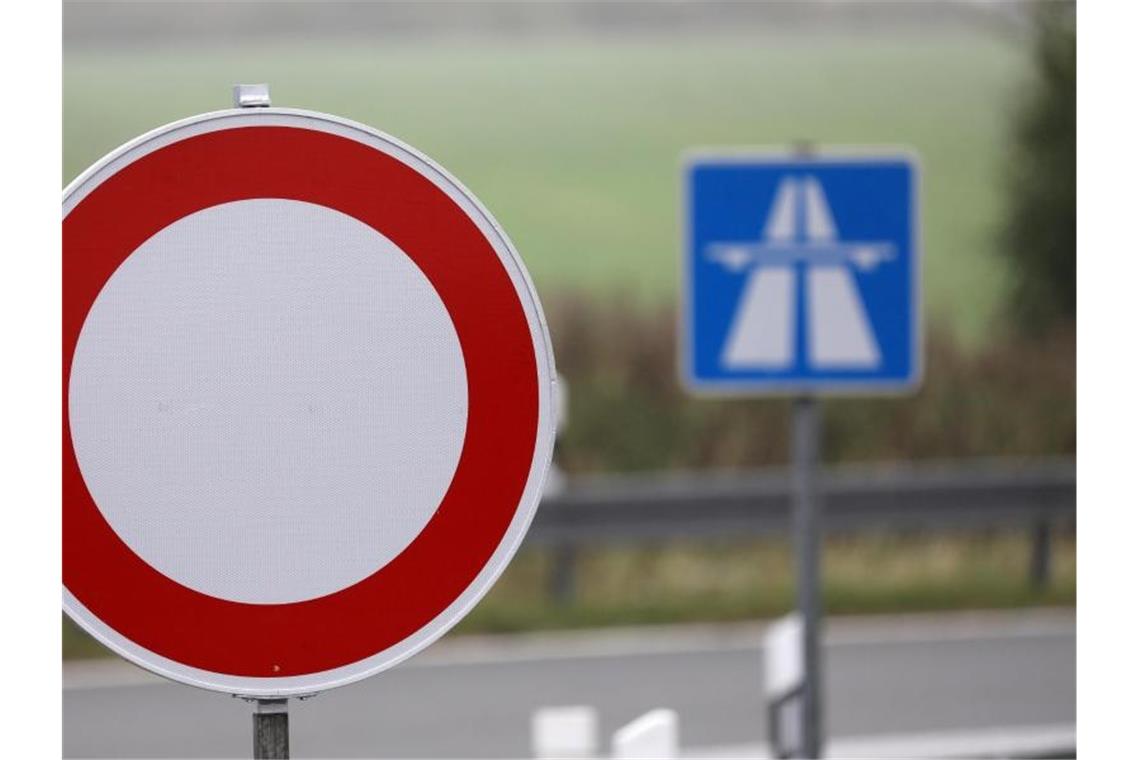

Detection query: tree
(1002, 2), (1076, 336)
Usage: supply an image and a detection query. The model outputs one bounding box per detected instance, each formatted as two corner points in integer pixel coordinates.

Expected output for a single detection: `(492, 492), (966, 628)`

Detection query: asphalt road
(63, 609), (1075, 758)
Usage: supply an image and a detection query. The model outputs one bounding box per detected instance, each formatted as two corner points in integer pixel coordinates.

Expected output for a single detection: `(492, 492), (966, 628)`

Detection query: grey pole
(1029, 518), (1053, 589)
(791, 396), (824, 758)
(253, 699), (289, 759)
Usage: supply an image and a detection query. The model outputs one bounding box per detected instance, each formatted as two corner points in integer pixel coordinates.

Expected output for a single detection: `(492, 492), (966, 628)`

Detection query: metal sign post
(791, 397), (823, 758)
(253, 699), (289, 759)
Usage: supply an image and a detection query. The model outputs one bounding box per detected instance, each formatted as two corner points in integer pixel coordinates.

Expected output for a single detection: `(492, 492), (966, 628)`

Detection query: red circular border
(64, 124), (540, 678)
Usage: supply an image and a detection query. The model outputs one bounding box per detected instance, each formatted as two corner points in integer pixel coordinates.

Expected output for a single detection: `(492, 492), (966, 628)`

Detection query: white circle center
(68, 199), (468, 604)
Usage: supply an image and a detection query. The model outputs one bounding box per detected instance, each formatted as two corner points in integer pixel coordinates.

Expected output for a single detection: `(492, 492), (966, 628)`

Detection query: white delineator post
(764, 612), (810, 758)
(532, 705), (599, 759)
(611, 709), (679, 760)
(765, 614), (805, 701)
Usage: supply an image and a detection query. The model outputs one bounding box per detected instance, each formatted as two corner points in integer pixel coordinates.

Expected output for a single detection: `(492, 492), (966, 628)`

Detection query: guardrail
(528, 458), (1076, 602)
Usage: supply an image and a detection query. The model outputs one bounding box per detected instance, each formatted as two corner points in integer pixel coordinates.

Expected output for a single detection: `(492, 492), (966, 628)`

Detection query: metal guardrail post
(548, 544), (579, 604)
(1030, 518), (1053, 589)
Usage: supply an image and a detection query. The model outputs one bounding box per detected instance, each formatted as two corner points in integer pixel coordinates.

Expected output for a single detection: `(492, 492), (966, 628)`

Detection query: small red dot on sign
(273, 665), (280, 673)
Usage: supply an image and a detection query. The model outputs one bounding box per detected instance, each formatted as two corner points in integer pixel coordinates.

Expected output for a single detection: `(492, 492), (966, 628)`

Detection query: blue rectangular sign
(681, 151), (921, 395)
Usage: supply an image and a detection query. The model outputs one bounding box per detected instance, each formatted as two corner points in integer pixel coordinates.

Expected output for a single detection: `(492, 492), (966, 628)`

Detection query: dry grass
(64, 530), (1075, 658)
(548, 294), (1075, 474)
(453, 530), (1075, 634)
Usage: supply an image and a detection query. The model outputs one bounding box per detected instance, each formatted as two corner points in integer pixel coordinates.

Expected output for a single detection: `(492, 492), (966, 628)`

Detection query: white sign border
(63, 108), (558, 697)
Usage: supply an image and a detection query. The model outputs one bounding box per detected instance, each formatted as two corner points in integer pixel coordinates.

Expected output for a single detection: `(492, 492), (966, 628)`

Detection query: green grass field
(65, 31), (1030, 345)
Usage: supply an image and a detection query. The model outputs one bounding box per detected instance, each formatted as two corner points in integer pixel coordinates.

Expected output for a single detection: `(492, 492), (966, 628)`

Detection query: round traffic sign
(63, 109), (556, 696)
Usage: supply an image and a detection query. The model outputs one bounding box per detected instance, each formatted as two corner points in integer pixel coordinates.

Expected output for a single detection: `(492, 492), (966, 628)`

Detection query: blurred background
(63, 1), (1075, 757)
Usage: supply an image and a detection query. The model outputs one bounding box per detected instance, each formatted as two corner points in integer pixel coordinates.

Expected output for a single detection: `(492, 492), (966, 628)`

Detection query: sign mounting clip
(233, 83), (271, 109)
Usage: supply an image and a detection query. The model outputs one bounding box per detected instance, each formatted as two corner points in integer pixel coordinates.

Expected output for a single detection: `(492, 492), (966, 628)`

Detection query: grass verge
(64, 530), (1074, 659)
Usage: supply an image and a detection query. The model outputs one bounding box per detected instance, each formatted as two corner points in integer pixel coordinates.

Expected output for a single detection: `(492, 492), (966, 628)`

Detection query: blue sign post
(682, 153), (920, 395)
(681, 150), (921, 759)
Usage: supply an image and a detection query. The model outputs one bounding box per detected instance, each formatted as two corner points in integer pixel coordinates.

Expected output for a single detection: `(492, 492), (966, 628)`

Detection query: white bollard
(532, 705), (599, 759)
(764, 613), (807, 758)
(611, 709), (679, 759)
(764, 613), (804, 700)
